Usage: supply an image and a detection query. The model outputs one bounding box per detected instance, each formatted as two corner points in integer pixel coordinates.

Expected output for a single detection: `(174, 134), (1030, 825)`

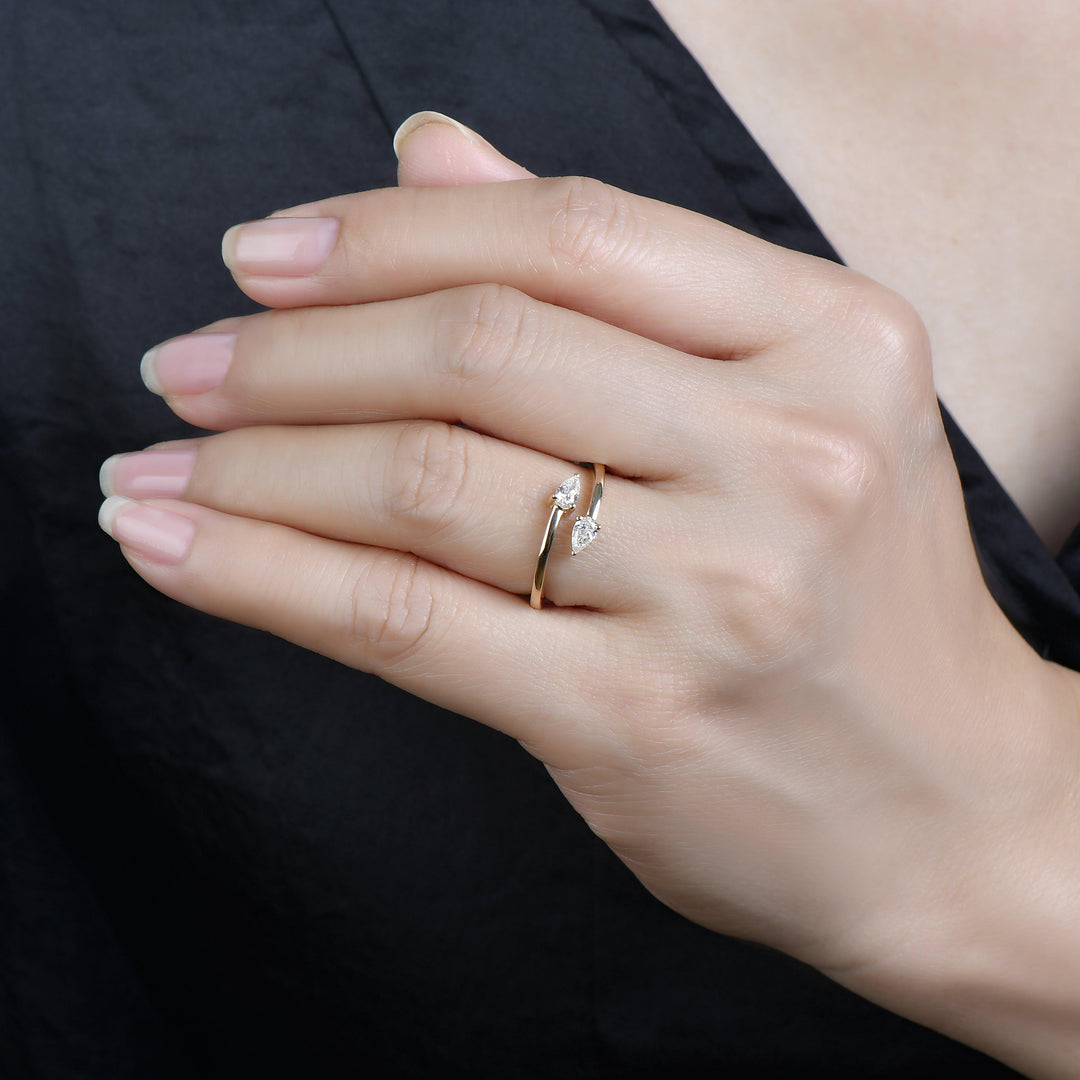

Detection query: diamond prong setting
(570, 515), (600, 555)
(553, 474), (581, 511)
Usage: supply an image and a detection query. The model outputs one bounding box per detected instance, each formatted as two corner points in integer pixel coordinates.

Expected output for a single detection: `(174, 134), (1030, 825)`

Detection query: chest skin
(649, 0), (1080, 552)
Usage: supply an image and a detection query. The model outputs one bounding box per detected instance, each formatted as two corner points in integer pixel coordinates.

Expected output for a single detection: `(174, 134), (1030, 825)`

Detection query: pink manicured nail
(98, 497), (196, 565)
(141, 333), (236, 396)
(221, 216), (340, 276)
(99, 448), (197, 499)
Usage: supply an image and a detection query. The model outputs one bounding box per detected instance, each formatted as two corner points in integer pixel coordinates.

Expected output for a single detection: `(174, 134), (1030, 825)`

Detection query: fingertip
(221, 223), (242, 273)
(99, 454), (121, 497)
(393, 110), (483, 158)
(140, 345), (163, 395)
(98, 494), (133, 535)
(393, 110), (536, 186)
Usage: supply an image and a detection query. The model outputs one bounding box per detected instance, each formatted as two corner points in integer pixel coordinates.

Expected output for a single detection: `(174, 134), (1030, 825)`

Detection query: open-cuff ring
(530, 464), (605, 609)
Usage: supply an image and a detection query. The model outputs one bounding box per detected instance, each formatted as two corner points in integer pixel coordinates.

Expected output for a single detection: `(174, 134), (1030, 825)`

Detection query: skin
(97, 117), (1080, 1077)
(652, 0), (1080, 552)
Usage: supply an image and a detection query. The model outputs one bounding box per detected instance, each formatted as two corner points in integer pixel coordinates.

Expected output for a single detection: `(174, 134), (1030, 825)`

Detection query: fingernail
(98, 496), (196, 565)
(392, 110), (484, 158)
(391, 110), (533, 184)
(99, 448), (197, 499)
(221, 217), (339, 276)
(141, 332), (236, 396)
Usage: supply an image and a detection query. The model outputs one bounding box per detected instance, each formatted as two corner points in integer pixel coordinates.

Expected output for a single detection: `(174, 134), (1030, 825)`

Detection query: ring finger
(99, 420), (658, 612)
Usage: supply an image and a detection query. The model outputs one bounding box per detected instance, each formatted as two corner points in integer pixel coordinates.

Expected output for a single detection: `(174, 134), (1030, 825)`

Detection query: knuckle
(821, 277), (935, 404)
(731, 401), (892, 543)
(778, 411), (890, 528)
(345, 549), (442, 667)
(433, 283), (540, 389)
(384, 421), (471, 538)
(541, 175), (646, 276)
(859, 285), (930, 372)
(711, 554), (818, 673)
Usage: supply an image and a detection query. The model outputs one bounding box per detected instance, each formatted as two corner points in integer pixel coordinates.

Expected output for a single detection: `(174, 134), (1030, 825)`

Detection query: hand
(98, 115), (1080, 1073)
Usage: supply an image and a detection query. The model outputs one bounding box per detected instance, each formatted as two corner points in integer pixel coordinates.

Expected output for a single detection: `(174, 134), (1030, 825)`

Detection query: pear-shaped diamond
(553, 474), (581, 511)
(571, 515), (600, 555)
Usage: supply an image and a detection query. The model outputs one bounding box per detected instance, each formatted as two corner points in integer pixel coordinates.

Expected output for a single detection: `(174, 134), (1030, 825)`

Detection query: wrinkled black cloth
(0, 1), (1068, 1076)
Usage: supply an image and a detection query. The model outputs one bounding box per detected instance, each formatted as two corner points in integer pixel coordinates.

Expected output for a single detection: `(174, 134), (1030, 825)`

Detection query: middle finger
(148, 284), (725, 482)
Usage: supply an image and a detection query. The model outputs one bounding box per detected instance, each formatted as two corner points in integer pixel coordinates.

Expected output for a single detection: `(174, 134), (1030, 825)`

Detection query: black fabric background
(2, 0), (1068, 1075)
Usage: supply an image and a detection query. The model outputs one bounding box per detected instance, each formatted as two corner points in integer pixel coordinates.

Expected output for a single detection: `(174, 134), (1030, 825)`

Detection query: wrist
(829, 657), (1080, 1079)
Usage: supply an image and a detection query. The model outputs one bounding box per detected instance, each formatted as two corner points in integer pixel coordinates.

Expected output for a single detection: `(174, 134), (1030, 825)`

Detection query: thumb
(393, 110), (536, 186)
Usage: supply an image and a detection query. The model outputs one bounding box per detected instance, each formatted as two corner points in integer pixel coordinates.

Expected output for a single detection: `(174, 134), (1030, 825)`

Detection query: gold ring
(530, 464), (604, 609)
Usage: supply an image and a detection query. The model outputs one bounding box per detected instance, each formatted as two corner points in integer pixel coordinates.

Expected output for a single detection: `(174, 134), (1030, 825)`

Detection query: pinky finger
(97, 495), (596, 758)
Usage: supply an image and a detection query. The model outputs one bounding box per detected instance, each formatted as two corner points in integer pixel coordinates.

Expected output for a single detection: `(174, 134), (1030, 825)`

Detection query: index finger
(221, 177), (842, 359)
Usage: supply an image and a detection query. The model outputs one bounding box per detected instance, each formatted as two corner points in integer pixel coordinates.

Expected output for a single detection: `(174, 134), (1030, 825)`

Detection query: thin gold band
(530, 499), (569, 609)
